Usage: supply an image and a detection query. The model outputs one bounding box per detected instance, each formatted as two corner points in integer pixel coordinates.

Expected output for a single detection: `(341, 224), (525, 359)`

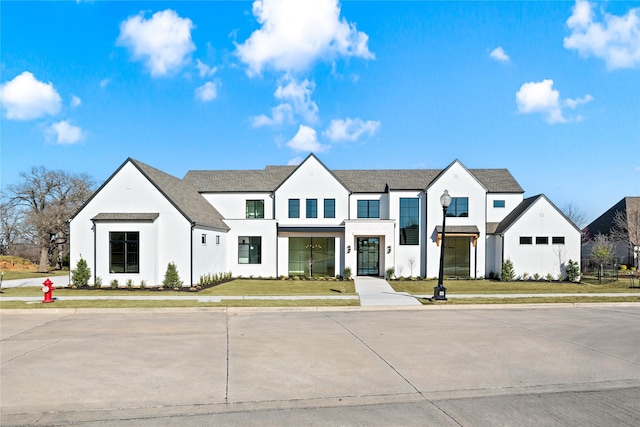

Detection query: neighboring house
(70, 154), (580, 286)
(582, 197), (640, 269)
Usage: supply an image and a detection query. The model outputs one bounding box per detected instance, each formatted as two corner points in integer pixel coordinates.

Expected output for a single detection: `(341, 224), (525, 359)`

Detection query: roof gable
(274, 153), (350, 193)
(494, 194), (580, 235)
(426, 159), (487, 192)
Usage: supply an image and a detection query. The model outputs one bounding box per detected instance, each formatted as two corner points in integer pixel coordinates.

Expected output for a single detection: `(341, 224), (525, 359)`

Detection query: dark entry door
(357, 237), (379, 276)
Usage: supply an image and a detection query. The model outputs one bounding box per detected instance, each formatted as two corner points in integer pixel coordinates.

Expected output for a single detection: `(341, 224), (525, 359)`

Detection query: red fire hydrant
(42, 278), (55, 303)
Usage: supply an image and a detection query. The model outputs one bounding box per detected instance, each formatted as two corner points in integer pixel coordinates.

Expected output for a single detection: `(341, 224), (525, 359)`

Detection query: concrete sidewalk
(354, 276), (421, 306)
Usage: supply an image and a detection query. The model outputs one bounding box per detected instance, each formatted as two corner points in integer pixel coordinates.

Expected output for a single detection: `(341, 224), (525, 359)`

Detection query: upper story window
(110, 232), (139, 273)
(306, 199), (318, 218)
(324, 199), (335, 218)
(400, 198), (419, 245)
(446, 197), (468, 217)
(246, 200), (264, 219)
(552, 236), (565, 244)
(357, 200), (379, 218)
(520, 236), (532, 245)
(201, 234), (207, 244)
(288, 199), (300, 218)
(493, 200), (505, 208)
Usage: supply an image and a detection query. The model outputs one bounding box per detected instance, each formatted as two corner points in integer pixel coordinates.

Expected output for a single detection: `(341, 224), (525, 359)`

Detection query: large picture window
(446, 197), (469, 217)
(238, 236), (261, 264)
(288, 237), (335, 277)
(400, 198), (419, 245)
(109, 232), (139, 273)
(246, 200), (264, 218)
(289, 199), (300, 218)
(357, 200), (379, 218)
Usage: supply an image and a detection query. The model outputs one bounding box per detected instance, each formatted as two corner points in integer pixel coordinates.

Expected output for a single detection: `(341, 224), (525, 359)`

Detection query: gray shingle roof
(92, 213), (159, 222)
(583, 196), (640, 239)
(131, 159), (228, 230)
(493, 195), (540, 234)
(184, 164), (523, 194)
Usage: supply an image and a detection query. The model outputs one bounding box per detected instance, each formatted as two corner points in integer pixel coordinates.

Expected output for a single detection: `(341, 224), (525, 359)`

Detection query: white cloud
(516, 79), (593, 124)
(50, 120), (85, 144)
(236, 0), (374, 75)
(252, 103), (293, 127)
(564, 0), (640, 69)
(564, 94), (594, 109)
(516, 80), (566, 124)
(99, 78), (110, 88)
(196, 59), (217, 78)
(287, 156), (304, 166)
(0, 71), (61, 120)
(490, 46), (510, 62)
(71, 95), (82, 108)
(117, 9), (196, 77)
(195, 82), (217, 102)
(324, 117), (380, 142)
(286, 125), (329, 152)
(274, 77), (319, 123)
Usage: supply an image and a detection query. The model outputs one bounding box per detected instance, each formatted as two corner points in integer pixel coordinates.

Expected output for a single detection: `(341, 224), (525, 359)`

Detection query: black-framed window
(246, 200), (264, 219)
(202, 234), (207, 244)
(238, 236), (261, 264)
(109, 232), (139, 273)
(446, 197), (469, 217)
(289, 199), (300, 218)
(536, 236), (549, 245)
(324, 199), (335, 218)
(400, 198), (419, 245)
(216, 235), (220, 245)
(552, 236), (565, 244)
(357, 200), (379, 218)
(520, 236), (532, 245)
(306, 199), (317, 218)
(493, 200), (505, 208)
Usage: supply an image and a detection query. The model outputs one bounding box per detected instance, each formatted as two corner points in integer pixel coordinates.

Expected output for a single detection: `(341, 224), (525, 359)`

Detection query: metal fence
(581, 264), (619, 285)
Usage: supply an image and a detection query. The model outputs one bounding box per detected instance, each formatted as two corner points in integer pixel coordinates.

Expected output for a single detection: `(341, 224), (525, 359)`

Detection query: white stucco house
(69, 154), (580, 286)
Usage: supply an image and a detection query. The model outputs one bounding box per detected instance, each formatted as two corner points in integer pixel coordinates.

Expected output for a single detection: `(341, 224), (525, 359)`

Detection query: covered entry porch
(435, 225), (480, 279)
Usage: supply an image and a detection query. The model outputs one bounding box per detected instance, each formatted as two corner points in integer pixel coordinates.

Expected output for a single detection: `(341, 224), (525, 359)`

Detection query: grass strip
(391, 279), (640, 294)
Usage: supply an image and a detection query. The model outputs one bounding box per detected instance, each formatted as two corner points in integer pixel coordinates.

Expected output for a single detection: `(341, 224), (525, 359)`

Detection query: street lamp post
(434, 190), (451, 301)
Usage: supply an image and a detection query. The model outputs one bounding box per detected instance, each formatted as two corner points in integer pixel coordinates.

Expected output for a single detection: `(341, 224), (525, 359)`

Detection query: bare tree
(0, 198), (25, 255)
(407, 257), (416, 278)
(611, 209), (640, 268)
(563, 203), (587, 229)
(6, 167), (94, 272)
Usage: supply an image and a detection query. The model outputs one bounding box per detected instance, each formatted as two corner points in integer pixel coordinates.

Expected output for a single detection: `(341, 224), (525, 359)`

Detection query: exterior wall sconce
(387, 246), (391, 254)
(347, 245), (351, 253)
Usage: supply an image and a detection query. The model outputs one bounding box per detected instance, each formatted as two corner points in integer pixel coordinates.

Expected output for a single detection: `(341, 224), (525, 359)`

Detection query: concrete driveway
(1, 305), (639, 426)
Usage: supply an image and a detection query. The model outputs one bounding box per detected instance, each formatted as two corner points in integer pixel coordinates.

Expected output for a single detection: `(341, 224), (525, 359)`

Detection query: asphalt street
(1, 305), (639, 426)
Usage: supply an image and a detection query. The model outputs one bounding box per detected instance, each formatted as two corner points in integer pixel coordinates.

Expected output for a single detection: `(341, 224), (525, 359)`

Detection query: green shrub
(126, 278), (134, 288)
(566, 259), (580, 282)
(619, 265), (627, 270)
(162, 262), (183, 289)
(94, 276), (103, 288)
(521, 272), (529, 281)
(500, 259), (515, 281)
(110, 279), (119, 289)
(545, 273), (554, 281)
(343, 266), (352, 280)
(71, 257), (91, 287)
(386, 267), (395, 280)
(533, 273), (540, 281)
(139, 280), (146, 289)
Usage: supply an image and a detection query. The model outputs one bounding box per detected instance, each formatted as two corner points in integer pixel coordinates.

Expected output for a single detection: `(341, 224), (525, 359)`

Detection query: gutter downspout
(91, 220), (96, 286)
(191, 222), (195, 287)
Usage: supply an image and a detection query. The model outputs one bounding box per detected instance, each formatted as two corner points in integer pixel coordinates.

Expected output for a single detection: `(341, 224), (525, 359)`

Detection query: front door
(357, 237), (379, 276)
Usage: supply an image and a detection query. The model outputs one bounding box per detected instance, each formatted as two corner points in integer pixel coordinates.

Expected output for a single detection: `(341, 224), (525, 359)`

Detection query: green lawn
(0, 279), (356, 297)
(1, 269), (69, 281)
(390, 278), (640, 295)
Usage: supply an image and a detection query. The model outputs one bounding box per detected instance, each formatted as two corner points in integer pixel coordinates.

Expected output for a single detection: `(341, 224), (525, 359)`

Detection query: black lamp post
(434, 190), (451, 301)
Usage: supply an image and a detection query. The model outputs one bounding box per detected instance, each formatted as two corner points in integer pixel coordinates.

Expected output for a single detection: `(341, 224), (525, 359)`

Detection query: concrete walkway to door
(354, 277), (422, 306)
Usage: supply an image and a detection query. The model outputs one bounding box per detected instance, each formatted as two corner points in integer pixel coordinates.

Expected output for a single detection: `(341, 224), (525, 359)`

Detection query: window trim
(357, 199), (380, 219)
(519, 236), (533, 245)
(536, 236), (549, 245)
(238, 236), (261, 264)
(245, 199), (265, 219)
(324, 199), (335, 219)
(288, 199), (300, 218)
(306, 199), (318, 218)
(109, 231), (140, 274)
(399, 197), (420, 245)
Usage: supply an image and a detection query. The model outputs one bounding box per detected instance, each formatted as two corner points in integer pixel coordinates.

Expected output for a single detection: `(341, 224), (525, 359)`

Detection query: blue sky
(1, 0), (639, 224)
